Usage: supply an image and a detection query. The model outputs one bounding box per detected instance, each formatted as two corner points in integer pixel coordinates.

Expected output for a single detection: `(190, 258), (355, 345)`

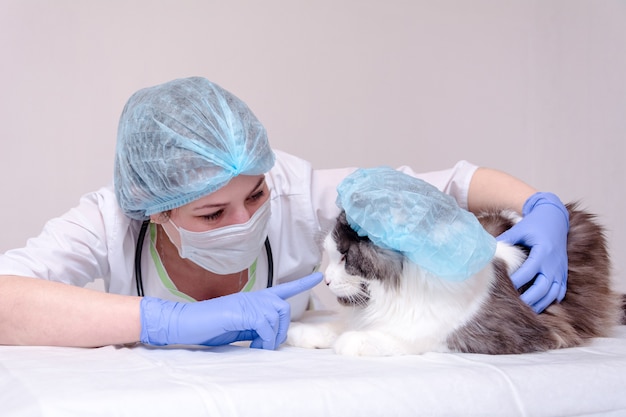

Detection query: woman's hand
(140, 272), (323, 349)
(497, 192), (570, 313)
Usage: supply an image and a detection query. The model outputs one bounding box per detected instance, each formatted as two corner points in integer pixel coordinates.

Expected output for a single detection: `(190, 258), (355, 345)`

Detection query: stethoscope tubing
(134, 220), (273, 297)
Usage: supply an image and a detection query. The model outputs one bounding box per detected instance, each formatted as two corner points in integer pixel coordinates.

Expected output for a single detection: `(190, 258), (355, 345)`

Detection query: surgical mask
(165, 199), (271, 274)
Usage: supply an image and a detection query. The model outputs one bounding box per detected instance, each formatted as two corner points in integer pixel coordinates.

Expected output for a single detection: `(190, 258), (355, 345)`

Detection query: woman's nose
(230, 207), (252, 224)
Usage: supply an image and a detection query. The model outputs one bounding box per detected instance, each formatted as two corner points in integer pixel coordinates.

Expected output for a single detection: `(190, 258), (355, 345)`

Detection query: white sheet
(3, 326), (626, 417)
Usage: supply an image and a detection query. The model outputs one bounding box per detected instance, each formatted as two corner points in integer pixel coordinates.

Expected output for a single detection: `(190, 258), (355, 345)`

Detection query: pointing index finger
(267, 272), (323, 300)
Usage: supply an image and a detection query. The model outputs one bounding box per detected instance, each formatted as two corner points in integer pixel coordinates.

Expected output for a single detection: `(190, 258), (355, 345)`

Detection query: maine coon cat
(287, 205), (624, 356)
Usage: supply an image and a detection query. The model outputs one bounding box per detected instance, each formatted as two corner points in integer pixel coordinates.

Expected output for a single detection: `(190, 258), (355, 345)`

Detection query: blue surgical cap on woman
(114, 77), (275, 220)
(336, 167), (496, 281)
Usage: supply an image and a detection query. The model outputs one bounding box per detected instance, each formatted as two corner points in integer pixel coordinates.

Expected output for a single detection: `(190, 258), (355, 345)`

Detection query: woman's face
(152, 174), (270, 241)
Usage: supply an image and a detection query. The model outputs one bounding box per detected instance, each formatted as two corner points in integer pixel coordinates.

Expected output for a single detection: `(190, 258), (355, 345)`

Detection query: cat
(286, 204), (625, 356)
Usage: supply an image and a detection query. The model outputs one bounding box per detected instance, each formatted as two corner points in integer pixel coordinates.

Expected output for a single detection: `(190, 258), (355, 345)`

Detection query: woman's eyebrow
(192, 177), (266, 211)
(250, 177), (266, 194)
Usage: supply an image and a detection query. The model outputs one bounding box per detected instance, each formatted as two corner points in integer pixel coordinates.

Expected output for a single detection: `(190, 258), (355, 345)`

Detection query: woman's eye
(248, 190), (265, 202)
(201, 210), (223, 221)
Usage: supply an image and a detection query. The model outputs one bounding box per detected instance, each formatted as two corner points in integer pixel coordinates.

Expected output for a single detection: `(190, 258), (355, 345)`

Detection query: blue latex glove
(496, 192), (569, 313)
(140, 272), (323, 349)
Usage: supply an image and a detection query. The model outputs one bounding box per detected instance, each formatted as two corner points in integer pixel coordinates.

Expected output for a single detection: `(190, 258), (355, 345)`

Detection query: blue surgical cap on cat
(336, 167), (497, 281)
(114, 77), (275, 220)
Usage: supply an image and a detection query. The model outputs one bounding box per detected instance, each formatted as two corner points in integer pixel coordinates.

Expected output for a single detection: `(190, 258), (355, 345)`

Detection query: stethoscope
(134, 219), (274, 297)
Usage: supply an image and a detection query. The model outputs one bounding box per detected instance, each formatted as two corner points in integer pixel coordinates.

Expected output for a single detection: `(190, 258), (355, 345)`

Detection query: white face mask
(165, 200), (271, 274)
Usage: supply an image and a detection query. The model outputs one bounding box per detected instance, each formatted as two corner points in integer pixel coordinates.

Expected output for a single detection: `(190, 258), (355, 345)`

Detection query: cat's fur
(287, 204), (624, 356)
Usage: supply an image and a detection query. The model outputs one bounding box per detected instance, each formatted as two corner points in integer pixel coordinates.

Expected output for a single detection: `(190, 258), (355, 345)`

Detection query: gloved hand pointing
(140, 272), (323, 350)
(496, 192), (569, 313)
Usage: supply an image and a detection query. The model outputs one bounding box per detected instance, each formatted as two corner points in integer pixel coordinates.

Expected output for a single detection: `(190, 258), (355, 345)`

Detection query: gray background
(1, 0), (624, 292)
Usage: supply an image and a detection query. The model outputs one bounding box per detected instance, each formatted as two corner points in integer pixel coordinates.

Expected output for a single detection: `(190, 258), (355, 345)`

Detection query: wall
(1, 0), (625, 291)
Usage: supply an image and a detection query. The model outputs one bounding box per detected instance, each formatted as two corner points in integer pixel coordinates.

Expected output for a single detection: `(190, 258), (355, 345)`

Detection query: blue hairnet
(114, 77), (275, 220)
(336, 167), (496, 281)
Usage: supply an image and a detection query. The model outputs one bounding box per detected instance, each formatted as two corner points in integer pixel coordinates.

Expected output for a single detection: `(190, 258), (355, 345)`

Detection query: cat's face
(324, 212), (404, 306)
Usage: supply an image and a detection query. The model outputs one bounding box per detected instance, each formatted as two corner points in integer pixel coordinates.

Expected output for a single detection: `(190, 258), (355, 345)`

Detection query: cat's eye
(340, 254), (346, 263)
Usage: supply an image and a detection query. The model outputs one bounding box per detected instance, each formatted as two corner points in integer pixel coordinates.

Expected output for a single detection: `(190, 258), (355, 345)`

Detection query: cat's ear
(314, 227), (331, 252)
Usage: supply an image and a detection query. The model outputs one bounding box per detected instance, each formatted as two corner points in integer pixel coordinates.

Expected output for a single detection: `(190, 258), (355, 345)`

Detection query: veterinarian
(0, 77), (569, 349)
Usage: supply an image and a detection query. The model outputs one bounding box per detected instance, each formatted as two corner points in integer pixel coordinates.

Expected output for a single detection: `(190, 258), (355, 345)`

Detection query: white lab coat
(0, 150), (477, 318)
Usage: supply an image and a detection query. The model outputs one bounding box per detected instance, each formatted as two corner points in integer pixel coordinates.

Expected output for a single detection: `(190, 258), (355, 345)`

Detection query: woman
(0, 77), (568, 349)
